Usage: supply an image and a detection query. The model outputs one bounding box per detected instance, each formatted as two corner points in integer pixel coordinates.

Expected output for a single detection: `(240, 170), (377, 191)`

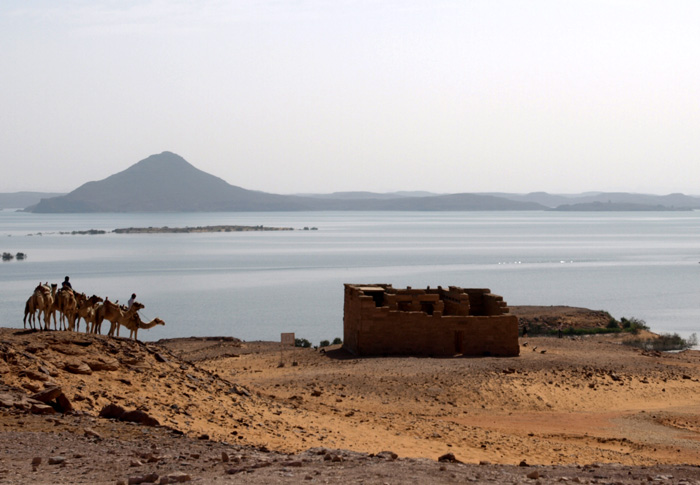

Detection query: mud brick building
(343, 284), (519, 357)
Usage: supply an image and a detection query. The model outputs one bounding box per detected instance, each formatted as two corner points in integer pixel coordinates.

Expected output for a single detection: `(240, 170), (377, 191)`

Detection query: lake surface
(1, 210), (699, 343)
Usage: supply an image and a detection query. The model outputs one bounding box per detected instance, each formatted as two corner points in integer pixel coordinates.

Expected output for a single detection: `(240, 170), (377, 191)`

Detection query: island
(112, 225), (294, 233)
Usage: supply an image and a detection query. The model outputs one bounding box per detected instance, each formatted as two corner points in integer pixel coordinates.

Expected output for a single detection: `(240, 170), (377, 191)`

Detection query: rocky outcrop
(99, 403), (160, 427)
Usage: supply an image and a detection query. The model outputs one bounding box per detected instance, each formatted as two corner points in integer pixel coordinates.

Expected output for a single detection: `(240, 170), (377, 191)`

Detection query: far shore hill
(9, 151), (700, 212)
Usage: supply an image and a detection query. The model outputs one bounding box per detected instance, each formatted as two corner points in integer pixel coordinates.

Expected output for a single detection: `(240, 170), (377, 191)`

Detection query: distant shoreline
(24, 225), (298, 236)
(113, 225), (295, 233)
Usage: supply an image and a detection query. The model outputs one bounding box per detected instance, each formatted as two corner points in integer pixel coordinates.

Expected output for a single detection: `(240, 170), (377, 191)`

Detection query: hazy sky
(2, 1), (700, 195)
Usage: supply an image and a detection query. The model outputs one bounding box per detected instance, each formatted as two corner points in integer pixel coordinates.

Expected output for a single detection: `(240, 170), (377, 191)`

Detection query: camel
(93, 298), (144, 336)
(121, 312), (165, 341)
(31, 283), (56, 330)
(55, 288), (78, 331)
(75, 293), (103, 332)
(23, 294), (38, 329)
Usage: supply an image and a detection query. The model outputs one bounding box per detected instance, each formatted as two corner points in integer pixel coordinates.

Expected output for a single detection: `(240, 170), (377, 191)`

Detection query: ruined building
(343, 284), (519, 357)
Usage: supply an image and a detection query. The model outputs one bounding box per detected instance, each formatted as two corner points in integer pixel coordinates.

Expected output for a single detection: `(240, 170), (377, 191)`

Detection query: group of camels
(23, 283), (165, 340)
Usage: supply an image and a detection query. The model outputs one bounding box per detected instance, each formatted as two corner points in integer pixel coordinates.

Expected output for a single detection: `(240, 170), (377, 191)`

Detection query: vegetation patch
(624, 332), (698, 352)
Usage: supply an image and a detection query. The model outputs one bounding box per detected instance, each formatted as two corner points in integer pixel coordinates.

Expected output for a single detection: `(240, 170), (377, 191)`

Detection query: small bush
(606, 318), (619, 329)
(319, 340), (330, 348)
(619, 316), (649, 334)
(624, 332), (697, 352)
(295, 338), (311, 348)
(332, 337), (343, 345)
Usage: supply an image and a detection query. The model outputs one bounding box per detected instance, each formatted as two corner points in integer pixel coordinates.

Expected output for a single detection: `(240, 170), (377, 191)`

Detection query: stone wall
(343, 284), (519, 357)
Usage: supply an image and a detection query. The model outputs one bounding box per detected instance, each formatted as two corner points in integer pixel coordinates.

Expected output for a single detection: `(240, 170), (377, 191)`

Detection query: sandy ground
(2, 307), (700, 484)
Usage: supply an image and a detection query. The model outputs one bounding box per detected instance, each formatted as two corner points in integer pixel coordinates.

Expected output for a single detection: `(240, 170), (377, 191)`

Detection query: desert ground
(1, 306), (700, 484)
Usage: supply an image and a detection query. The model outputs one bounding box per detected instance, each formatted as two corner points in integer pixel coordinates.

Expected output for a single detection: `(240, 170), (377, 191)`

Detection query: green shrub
(606, 318), (619, 329)
(620, 317), (649, 334)
(319, 340), (330, 348)
(295, 338), (311, 348)
(332, 337), (343, 345)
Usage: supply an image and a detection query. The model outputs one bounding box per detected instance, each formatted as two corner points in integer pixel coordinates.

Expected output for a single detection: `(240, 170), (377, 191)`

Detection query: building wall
(343, 284), (519, 357)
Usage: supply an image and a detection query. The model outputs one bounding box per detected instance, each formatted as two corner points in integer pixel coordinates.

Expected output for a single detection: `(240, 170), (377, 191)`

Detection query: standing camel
(31, 283), (56, 330)
(75, 293), (103, 332)
(120, 312), (165, 341)
(55, 289), (78, 331)
(93, 298), (143, 336)
(23, 294), (38, 329)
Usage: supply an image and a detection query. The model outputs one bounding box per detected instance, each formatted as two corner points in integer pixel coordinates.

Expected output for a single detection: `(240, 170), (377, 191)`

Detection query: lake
(1, 210), (699, 343)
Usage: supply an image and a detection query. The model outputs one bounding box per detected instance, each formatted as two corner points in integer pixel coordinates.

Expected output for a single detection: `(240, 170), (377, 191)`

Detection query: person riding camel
(61, 276), (73, 294)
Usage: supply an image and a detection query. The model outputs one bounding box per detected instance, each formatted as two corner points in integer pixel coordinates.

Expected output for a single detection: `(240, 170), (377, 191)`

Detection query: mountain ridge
(25, 152), (545, 212)
(21, 152), (700, 212)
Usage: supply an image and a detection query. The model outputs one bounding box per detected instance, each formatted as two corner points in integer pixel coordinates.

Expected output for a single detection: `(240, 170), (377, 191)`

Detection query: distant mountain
(558, 192), (700, 209)
(482, 192), (587, 208)
(347, 193), (545, 211)
(491, 191), (700, 209)
(27, 152), (321, 213)
(25, 152), (546, 213)
(23, 154), (700, 212)
(0, 191), (65, 209)
(299, 191), (439, 200)
(552, 201), (693, 212)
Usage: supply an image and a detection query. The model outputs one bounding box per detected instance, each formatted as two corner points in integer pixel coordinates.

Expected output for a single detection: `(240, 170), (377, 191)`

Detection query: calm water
(1, 210), (699, 343)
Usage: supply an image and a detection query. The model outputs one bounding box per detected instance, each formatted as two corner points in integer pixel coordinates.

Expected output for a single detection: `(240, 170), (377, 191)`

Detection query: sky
(2, 1), (700, 195)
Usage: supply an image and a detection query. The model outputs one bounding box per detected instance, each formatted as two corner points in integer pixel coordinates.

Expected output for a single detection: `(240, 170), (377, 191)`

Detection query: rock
(56, 393), (73, 413)
(154, 353), (168, 363)
(22, 382), (41, 393)
(31, 457), (41, 466)
(376, 451), (398, 460)
(99, 403), (126, 420)
(24, 370), (49, 381)
(31, 385), (63, 403)
(84, 428), (102, 439)
(121, 409), (160, 427)
(160, 471), (191, 483)
(145, 453), (160, 463)
(25, 343), (47, 353)
(221, 451), (230, 462)
(38, 365), (58, 377)
(231, 385), (250, 397)
(48, 456), (66, 465)
(86, 357), (120, 371)
(0, 393), (19, 408)
(438, 452), (462, 463)
(519, 460), (530, 467)
(527, 470), (540, 479)
(52, 344), (84, 356)
(127, 473), (159, 484)
(63, 362), (93, 375)
(30, 403), (56, 415)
